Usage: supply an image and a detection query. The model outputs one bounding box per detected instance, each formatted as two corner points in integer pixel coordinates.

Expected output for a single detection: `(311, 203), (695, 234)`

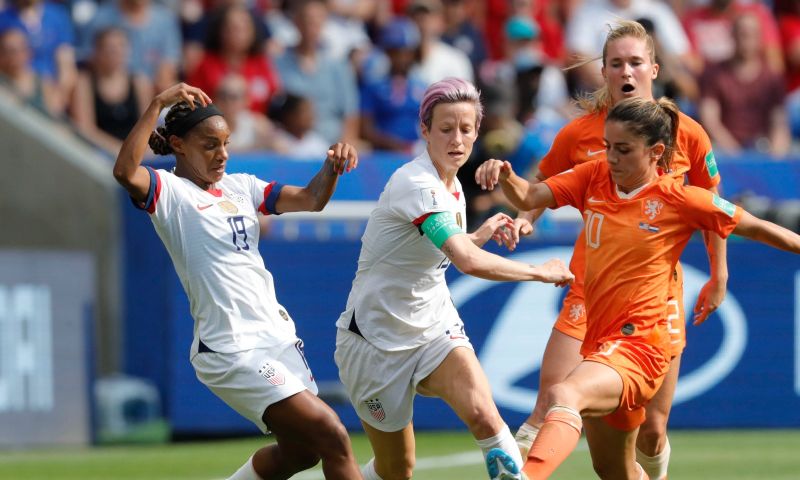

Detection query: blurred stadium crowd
(2, 0), (800, 226)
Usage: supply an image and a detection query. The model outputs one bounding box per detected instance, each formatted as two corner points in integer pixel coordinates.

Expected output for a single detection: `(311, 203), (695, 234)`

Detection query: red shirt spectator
(186, 5), (280, 113)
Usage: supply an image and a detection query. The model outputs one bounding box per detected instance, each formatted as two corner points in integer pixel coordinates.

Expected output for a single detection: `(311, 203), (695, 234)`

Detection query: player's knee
(638, 415), (668, 453)
(313, 412), (351, 455)
(545, 382), (579, 410)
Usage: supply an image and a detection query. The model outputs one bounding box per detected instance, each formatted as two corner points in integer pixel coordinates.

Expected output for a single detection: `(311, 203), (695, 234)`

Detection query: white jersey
(335, 152), (467, 351)
(139, 168), (297, 357)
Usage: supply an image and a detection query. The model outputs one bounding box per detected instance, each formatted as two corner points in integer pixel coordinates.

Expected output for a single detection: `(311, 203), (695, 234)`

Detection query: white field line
(213, 440), (588, 480)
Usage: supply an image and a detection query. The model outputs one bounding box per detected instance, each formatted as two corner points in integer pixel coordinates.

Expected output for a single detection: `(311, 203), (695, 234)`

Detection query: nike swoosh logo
(587, 149), (605, 157)
(587, 197), (604, 203)
(197, 204), (214, 210)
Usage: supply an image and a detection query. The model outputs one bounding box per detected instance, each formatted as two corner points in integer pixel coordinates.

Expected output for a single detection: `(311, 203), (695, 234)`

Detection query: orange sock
(522, 406), (582, 479)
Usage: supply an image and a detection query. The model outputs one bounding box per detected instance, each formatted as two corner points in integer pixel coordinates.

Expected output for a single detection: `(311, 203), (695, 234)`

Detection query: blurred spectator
(274, 0), (359, 144)
(268, 92), (330, 159)
(0, 0), (76, 98)
(71, 27), (151, 154)
(214, 73), (283, 152)
(778, 0), (800, 137)
(359, 17), (427, 152)
(180, 0), (272, 76)
(700, 14), (791, 157)
(186, 5), (280, 114)
(265, 0), (371, 60)
(682, 0), (784, 74)
(440, 0), (487, 76)
(480, 15), (570, 126)
(0, 27), (62, 116)
(482, 0), (576, 63)
(565, 0), (692, 92)
(407, 0), (474, 85)
(637, 17), (700, 104)
(81, 0), (181, 92)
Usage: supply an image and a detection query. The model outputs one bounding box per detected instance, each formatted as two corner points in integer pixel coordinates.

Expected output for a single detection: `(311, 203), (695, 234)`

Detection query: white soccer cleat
(485, 448), (527, 480)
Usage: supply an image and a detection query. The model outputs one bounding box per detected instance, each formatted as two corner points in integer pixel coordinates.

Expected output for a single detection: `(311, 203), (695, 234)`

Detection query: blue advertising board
(124, 231), (800, 434)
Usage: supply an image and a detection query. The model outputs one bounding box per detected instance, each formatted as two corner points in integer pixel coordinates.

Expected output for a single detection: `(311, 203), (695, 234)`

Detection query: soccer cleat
(485, 448), (525, 480)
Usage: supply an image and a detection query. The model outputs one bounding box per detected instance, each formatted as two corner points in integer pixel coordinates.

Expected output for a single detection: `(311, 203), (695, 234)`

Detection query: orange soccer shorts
(584, 339), (670, 432)
(553, 284), (587, 341)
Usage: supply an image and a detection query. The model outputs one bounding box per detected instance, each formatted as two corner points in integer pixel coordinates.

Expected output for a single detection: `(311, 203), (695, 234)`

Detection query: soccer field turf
(0, 429), (798, 479)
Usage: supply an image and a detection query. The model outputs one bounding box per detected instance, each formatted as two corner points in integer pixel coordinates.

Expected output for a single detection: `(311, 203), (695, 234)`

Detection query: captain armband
(421, 211), (463, 249)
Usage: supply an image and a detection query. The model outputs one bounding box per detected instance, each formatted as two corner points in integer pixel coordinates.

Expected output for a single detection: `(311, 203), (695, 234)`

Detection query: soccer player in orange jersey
(498, 20), (726, 480)
(475, 96), (800, 479)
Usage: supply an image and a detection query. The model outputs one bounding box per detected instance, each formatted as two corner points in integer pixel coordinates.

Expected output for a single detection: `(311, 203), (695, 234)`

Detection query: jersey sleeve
(680, 116), (720, 189)
(537, 123), (579, 179)
(248, 174), (284, 215)
(131, 167), (179, 219)
(678, 186), (742, 239)
(542, 161), (596, 213)
(387, 173), (450, 225)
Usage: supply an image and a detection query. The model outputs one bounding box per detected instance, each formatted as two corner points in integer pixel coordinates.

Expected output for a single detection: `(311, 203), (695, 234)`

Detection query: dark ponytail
(146, 100), (204, 156)
(607, 96), (681, 171)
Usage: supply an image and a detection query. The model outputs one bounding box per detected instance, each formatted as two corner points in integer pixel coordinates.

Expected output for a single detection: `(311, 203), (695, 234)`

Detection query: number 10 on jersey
(584, 210), (604, 249)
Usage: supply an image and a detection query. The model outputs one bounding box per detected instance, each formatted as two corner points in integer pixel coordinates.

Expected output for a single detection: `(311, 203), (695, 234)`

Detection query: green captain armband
(421, 211), (463, 249)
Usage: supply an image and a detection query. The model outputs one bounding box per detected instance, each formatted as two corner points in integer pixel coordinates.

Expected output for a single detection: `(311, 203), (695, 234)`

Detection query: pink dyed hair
(419, 77), (483, 130)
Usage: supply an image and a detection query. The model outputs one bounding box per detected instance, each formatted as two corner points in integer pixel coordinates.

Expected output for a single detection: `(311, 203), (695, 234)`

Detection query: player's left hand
(473, 213), (517, 250)
(692, 276), (727, 325)
(326, 142), (359, 175)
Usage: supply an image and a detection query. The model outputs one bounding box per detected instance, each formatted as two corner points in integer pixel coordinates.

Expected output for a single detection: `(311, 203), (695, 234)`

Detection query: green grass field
(0, 429), (798, 479)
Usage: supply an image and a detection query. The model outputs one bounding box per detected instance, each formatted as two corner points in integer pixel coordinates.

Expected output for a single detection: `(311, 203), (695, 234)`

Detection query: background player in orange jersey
(501, 20), (725, 480)
(475, 96), (800, 479)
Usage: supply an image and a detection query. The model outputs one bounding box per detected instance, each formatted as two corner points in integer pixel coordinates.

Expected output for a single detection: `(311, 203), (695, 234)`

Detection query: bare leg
(526, 330), (584, 428)
(361, 421), (416, 480)
(254, 390), (362, 480)
(636, 354), (681, 479)
(585, 417), (648, 480)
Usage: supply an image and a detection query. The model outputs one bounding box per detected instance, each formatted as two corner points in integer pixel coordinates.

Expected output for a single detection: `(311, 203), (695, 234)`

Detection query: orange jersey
(544, 160), (741, 359)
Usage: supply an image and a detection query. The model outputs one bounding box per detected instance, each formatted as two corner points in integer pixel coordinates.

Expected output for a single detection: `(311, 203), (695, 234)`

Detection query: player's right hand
(475, 159), (513, 191)
(511, 217), (534, 245)
(154, 83), (212, 110)
(534, 258), (574, 286)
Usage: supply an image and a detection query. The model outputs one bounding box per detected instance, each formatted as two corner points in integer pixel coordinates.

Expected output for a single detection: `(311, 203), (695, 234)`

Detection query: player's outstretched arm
(113, 83), (211, 203)
(441, 233), (572, 284)
(734, 211), (800, 254)
(274, 142), (358, 213)
(474, 159), (556, 212)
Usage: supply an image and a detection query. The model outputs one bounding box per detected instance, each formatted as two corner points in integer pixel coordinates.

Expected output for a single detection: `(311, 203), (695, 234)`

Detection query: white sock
(636, 462), (647, 480)
(476, 424), (524, 473)
(360, 458), (384, 480)
(636, 437), (671, 480)
(227, 455), (263, 480)
(514, 422), (540, 459)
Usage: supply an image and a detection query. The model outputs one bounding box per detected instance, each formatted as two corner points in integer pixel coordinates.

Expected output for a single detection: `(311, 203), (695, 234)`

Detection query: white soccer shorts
(191, 338), (318, 433)
(334, 319), (473, 432)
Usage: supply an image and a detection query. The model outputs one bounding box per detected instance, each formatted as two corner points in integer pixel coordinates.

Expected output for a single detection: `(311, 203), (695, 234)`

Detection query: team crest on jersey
(218, 200), (239, 214)
(642, 199), (663, 220)
(364, 398), (386, 422)
(569, 303), (585, 321)
(258, 362), (285, 386)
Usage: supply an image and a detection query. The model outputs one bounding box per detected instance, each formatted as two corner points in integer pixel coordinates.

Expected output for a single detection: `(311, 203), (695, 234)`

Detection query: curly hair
(147, 101), (198, 156)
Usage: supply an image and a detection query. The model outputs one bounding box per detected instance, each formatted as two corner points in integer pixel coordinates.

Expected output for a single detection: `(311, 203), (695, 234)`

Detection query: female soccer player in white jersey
(113, 83), (363, 480)
(333, 77), (574, 480)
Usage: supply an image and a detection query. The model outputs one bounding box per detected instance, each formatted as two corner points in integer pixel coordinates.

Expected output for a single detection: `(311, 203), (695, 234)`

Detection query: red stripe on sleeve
(146, 170), (162, 214)
(412, 212), (433, 226)
(258, 182), (276, 215)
